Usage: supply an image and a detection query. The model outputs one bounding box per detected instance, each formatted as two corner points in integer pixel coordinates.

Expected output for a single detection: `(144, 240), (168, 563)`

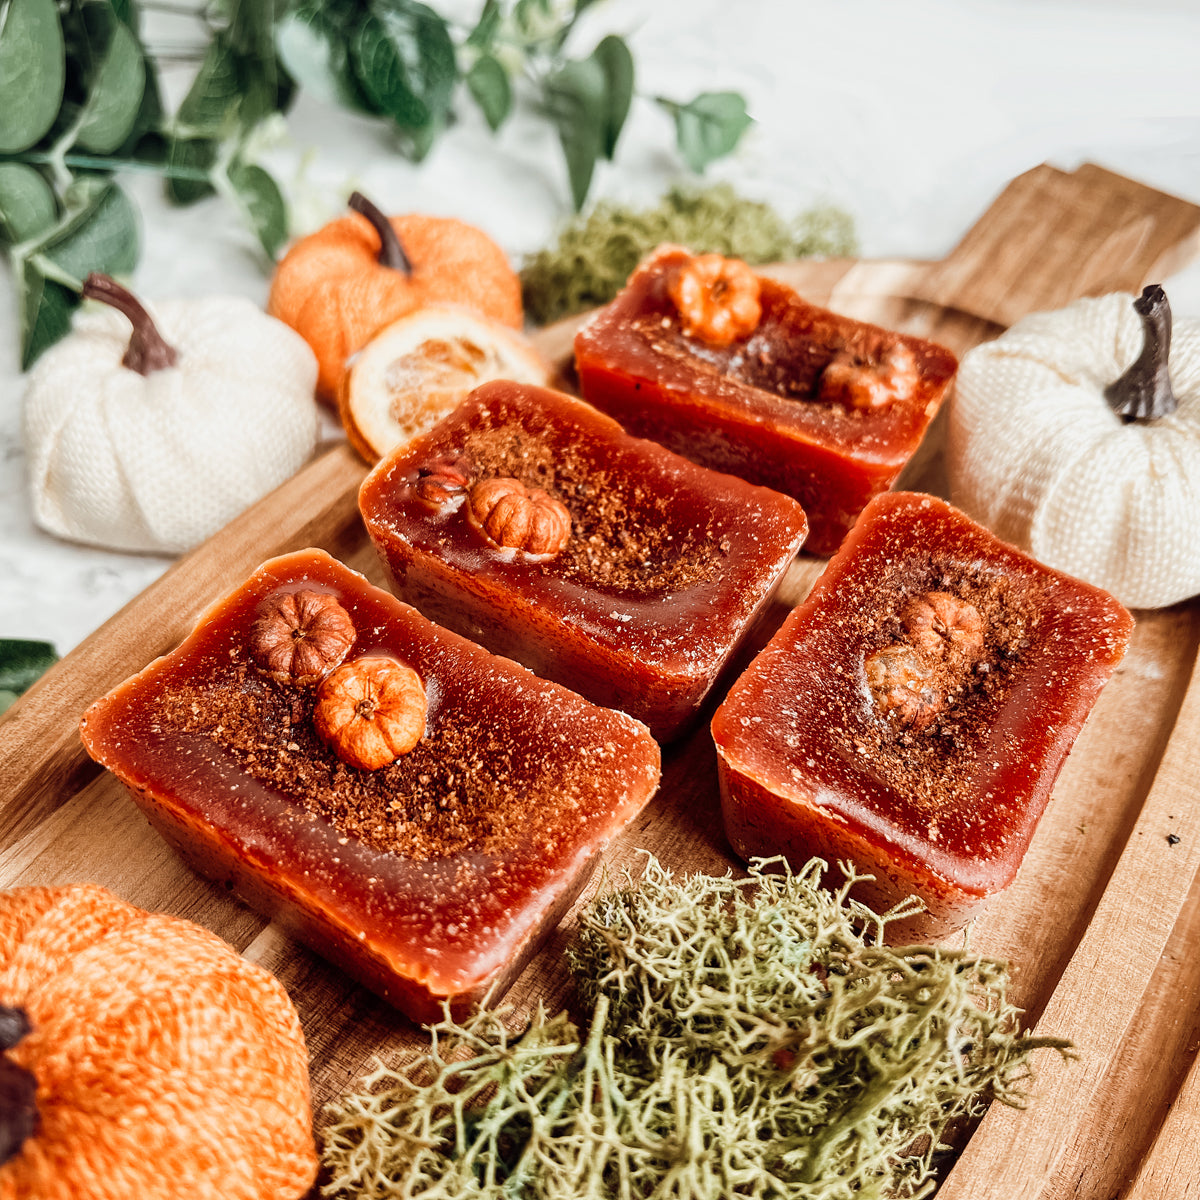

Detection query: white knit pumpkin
(948, 291), (1200, 609)
(23, 292), (319, 554)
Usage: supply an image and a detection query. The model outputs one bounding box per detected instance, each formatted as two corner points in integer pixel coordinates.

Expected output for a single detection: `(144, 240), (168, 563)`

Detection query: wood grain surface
(3, 163), (1200, 1198)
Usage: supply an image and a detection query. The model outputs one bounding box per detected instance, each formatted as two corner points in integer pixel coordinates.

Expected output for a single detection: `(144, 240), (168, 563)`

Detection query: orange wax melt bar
(358, 380), (809, 742)
(573, 245), (958, 556)
(711, 492), (1132, 937)
(80, 549), (660, 1023)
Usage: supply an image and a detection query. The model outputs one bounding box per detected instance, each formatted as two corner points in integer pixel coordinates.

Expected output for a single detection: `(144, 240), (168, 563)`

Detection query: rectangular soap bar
(711, 491), (1133, 938)
(80, 549), (661, 1023)
(359, 380), (809, 742)
(574, 245), (958, 556)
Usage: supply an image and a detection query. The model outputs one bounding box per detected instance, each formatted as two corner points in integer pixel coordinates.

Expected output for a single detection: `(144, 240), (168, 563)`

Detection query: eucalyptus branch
(3, 152), (215, 184)
(0, 0), (754, 369)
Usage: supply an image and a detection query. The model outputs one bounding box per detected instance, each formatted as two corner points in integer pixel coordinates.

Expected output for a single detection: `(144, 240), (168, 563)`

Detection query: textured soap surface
(80, 548), (661, 1022)
(359, 379), (809, 742)
(574, 245), (957, 556)
(711, 491), (1133, 937)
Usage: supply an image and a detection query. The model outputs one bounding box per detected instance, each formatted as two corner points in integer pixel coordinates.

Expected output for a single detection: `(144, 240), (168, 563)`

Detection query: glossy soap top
(573, 246), (957, 554)
(359, 380), (809, 740)
(80, 549), (661, 1012)
(712, 492), (1132, 923)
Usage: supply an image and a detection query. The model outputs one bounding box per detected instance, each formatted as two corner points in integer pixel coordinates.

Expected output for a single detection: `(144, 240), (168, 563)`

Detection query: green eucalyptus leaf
(466, 0), (501, 49)
(41, 179), (139, 279)
(218, 0), (278, 60)
(19, 263), (76, 369)
(180, 0), (290, 130)
(351, 1), (456, 148)
(466, 52), (510, 132)
(0, 0), (66, 153)
(71, 0), (164, 157)
(175, 36), (280, 136)
(406, 121), (438, 164)
(75, 13), (145, 153)
(17, 179), (139, 365)
(592, 34), (632, 160)
(0, 690), (19, 716)
(226, 160), (287, 259)
(176, 39), (241, 135)
(351, 13), (424, 127)
(0, 163), (57, 243)
(19, 176), (103, 256)
(275, 3), (374, 113)
(235, 63), (288, 130)
(661, 90), (753, 173)
(163, 136), (218, 205)
(544, 55), (606, 211)
(0, 639), (58, 696)
(111, 54), (165, 157)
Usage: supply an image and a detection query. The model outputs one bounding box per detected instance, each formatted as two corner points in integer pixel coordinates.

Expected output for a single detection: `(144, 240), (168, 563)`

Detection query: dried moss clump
(519, 183), (857, 325)
(320, 857), (1069, 1199)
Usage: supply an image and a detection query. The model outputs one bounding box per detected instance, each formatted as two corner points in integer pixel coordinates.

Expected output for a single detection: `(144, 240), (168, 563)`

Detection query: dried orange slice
(339, 306), (550, 461)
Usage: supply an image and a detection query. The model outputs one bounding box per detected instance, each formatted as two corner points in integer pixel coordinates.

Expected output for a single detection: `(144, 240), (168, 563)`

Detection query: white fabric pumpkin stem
(348, 190), (413, 275)
(1104, 284), (1178, 422)
(0, 1004), (37, 1167)
(81, 273), (179, 376)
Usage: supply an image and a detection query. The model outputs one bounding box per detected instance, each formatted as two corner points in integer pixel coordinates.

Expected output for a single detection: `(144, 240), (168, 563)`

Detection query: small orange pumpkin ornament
(0, 884), (317, 1200)
(268, 192), (523, 405)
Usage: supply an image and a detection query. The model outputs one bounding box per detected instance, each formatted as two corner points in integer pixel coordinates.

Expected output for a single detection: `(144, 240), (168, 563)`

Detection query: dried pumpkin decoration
(267, 191), (523, 405)
(667, 251), (761, 345)
(818, 339), (919, 411)
(0, 883), (317, 1200)
(467, 476), (572, 557)
(249, 588), (356, 684)
(313, 656), (427, 770)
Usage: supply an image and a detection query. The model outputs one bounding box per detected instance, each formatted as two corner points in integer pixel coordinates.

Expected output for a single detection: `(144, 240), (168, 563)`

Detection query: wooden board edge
(937, 644), (1200, 1198)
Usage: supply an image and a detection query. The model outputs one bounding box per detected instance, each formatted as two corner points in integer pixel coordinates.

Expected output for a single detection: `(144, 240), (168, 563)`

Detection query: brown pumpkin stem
(82, 273), (179, 376)
(0, 1005), (38, 1167)
(1104, 284), (1179, 422)
(348, 191), (412, 275)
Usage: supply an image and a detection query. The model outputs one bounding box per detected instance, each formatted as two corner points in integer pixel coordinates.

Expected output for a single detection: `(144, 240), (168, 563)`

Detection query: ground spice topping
(456, 425), (723, 595)
(157, 662), (547, 862)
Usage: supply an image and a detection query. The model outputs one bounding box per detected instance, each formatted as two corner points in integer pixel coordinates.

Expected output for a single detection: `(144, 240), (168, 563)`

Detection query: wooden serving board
(4, 162), (1200, 1198)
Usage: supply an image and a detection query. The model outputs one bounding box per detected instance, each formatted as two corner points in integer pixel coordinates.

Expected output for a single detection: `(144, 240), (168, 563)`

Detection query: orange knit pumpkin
(0, 884), (317, 1200)
(267, 192), (523, 405)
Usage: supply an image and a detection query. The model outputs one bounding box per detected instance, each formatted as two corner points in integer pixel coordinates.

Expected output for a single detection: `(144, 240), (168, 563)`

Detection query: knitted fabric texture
(948, 292), (1200, 609)
(0, 884), (317, 1200)
(23, 297), (318, 555)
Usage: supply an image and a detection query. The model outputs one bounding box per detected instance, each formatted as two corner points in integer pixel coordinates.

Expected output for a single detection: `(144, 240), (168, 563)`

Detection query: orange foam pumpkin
(268, 192), (523, 405)
(0, 884), (317, 1200)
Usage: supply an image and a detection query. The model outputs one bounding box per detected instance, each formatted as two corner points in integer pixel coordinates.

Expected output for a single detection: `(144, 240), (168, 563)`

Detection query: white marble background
(2, 0), (1199, 655)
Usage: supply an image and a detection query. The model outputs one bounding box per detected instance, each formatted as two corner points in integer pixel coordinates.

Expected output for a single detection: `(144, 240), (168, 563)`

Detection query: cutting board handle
(912, 162), (1200, 327)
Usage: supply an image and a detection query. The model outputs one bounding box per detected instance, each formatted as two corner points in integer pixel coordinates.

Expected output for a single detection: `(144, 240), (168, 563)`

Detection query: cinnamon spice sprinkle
(157, 664), (549, 862)
(842, 558), (1041, 808)
(629, 307), (908, 415)
(459, 426), (722, 594)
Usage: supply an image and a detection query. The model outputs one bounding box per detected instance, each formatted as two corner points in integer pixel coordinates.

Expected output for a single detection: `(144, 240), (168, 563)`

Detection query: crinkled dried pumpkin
(268, 191), (523, 405)
(0, 884), (317, 1200)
